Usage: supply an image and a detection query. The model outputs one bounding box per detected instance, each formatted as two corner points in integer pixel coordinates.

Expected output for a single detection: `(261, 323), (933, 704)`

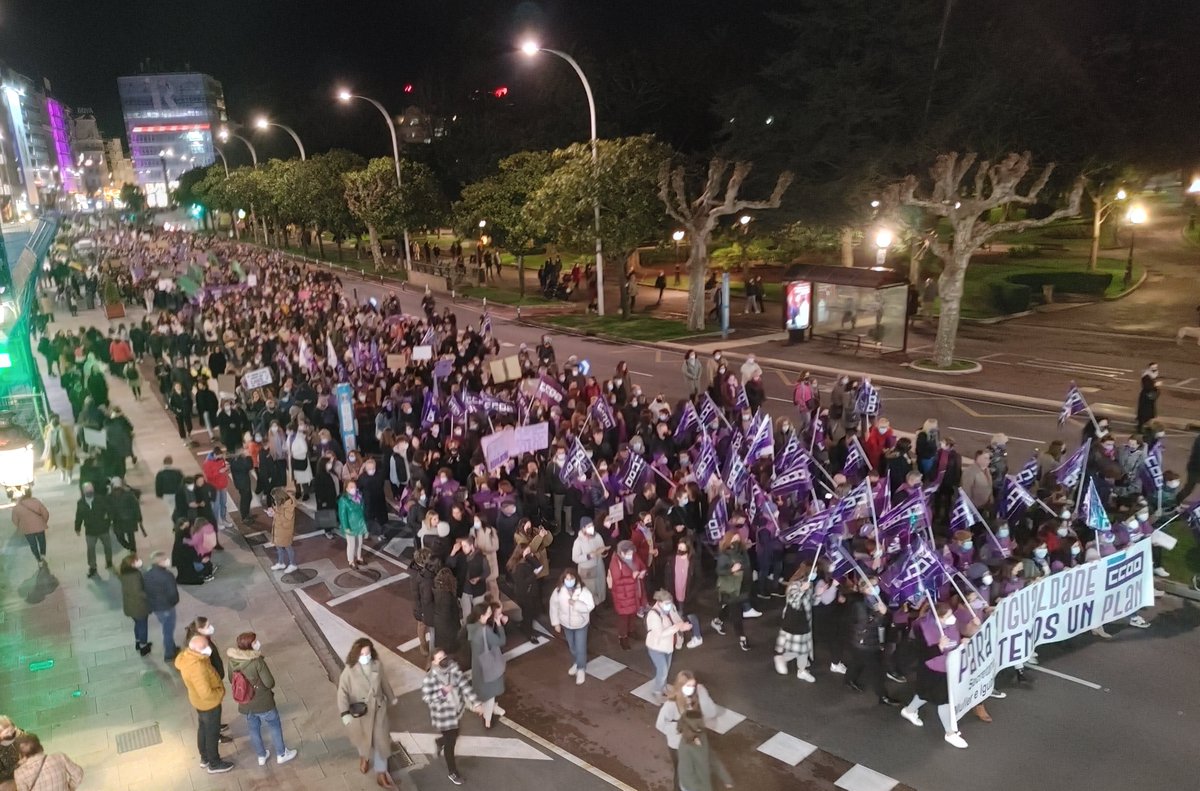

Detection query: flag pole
(808, 541), (823, 581)
(945, 574), (981, 627)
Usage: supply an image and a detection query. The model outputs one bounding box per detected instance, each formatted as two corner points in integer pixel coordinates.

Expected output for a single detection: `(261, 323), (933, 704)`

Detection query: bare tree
(884, 152), (1084, 368)
(660, 159), (793, 330)
(1084, 179), (1127, 272)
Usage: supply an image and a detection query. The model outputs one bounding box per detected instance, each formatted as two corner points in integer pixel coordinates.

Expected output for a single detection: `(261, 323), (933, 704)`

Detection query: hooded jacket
(175, 649), (225, 711)
(226, 647), (278, 714)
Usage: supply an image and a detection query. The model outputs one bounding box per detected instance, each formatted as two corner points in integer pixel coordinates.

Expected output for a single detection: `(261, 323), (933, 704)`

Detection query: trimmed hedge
(1007, 244), (1042, 259)
(988, 281), (1032, 313)
(1007, 271), (1112, 296)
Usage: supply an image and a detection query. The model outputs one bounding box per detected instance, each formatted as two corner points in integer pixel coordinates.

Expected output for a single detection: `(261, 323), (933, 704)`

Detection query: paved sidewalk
(1, 306), (412, 791)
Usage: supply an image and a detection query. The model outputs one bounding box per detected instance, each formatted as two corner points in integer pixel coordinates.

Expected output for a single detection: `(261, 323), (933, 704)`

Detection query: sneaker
(685, 636), (703, 649)
(743, 607), (763, 619)
(1129, 615), (1151, 628)
(1091, 627), (1113, 639)
(830, 662), (847, 675)
(797, 669), (816, 683)
(199, 761), (209, 769)
(1026, 653), (1039, 666)
(283, 564), (298, 573)
(448, 772), (464, 786)
(886, 672), (908, 684)
(207, 760), (234, 774)
(576, 670), (585, 685)
(710, 618), (725, 635)
(568, 665), (578, 675)
(270, 563), (286, 571)
(944, 732), (969, 749)
(1153, 567), (1170, 578)
(258, 750), (271, 766)
(989, 691), (1007, 700)
(774, 655), (788, 675)
(277, 748), (297, 765)
(739, 636), (749, 652)
(900, 707), (923, 727)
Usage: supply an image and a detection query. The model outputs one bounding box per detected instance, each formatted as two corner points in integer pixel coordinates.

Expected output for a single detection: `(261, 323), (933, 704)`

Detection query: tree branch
(974, 177), (1085, 245)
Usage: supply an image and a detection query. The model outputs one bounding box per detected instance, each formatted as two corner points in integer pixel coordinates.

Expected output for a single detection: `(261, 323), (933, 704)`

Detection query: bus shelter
(781, 264), (912, 353)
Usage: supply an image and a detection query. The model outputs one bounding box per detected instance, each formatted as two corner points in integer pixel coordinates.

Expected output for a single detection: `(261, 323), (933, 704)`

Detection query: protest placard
(387, 354), (407, 371)
(480, 422), (550, 470)
(489, 355), (522, 384)
(412, 345), (433, 361)
(241, 367), (274, 390)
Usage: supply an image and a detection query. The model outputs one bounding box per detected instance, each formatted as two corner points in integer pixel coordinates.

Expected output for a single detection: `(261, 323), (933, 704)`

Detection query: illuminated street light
(672, 230), (685, 242)
(870, 200), (880, 208)
(520, 39), (607, 314)
(875, 228), (893, 265)
(253, 115), (307, 160)
(739, 215), (751, 227)
(478, 220), (487, 228)
(1116, 188), (1127, 201)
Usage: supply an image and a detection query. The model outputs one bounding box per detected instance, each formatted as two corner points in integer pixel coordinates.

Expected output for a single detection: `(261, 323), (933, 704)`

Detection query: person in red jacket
(607, 539), (647, 650)
(863, 417), (896, 473)
(202, 447), (234, 529)
(108, 335), (134, 377)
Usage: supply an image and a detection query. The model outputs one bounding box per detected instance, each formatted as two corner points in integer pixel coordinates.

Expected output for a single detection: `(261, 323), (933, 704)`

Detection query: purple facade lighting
(46, 97), (77, 194)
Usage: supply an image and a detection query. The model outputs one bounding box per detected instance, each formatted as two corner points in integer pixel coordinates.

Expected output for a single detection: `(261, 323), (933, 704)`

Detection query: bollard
(516, 305), (522, 321)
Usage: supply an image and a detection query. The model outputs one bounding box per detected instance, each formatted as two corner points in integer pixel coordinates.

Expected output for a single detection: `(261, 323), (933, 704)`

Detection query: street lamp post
(157, 148), (174, 208)
(1125, 205), (1146, 289)
(213, 146), (230, 177)
(672, 229), (685, 263)
(219, 128), (258, 168)
(521, 41), (607, 315)
(337, 90), (412, 269)
(254, 117), (306, 160)
(874, 228), (893, 267)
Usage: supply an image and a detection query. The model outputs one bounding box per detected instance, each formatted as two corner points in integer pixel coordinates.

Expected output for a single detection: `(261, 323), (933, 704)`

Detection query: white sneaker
(743, 608), (763, 618)
(989, 691), (1007, 700)
(1130, 615), (1151, 628)
(900, 707), (923, 727)
(797, 669), (816, 683)
(258, 750), (271, 766)
(1091, 627), (1112, 639)
(710, 618), (725, 635)
(830, 662), (847, 674)
(277, 748), (297, 764)
(1154, 589), (1164, 598)
(685, 636), (703, 649)
(1026, 653), (1039, 666)
(568, 665), (578, 676)
(270, 563), (286, 571)
(774, 655), (788, 675)
(944, 731), (969, 749)
(1153, 567), (1170, 578)
(283, 564), (298, 573)
(576, 670), (585, 685)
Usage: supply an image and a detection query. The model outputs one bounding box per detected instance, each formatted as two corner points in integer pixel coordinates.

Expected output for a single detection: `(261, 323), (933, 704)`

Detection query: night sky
(1, 0), (789, 164)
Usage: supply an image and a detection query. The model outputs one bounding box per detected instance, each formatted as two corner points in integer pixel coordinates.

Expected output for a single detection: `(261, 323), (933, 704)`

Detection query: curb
(1157, 579), (1200, 602)
(1102, 269), (1149, 301)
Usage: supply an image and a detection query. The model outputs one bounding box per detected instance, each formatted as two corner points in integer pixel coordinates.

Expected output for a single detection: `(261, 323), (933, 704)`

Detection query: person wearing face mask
(470, 516), (502, 603)
(507, 544), (547, 644)
(119, 553), (153, 657)
(712, 531), (754, 650)
(608, 539), (648, 650)
(143, 550), (180, 662)
(227, 632), (297, 767)
(338, 638), (398, 788)
(338, 480), (368, 570)
(176, 634), (233, 773)
(572, 517), (609, 606)
(421, 648), (483, 786)
(645, 591), (692, 699)
(449, 536), (488, 620)
(357, 457), (389, 541)
(843, 576), (902, 707)
(466, 602), (510, 728)
(0, 715), (27, 790)
(10, 733), (83, 791)
(775, 563), (816, 681)
(74, 482), (113, 578)
(550, 569), (597, 684)
(900, 602), (968, 749)
(681, 350), (703, 397)
(653, 671), (729, 791)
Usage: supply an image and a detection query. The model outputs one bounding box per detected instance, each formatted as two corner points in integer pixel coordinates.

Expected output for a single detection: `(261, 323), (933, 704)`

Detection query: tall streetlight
(218, 127), (258, 168)
(874, 228), (894, 266)
(213, 146), (230, 177)
(672, 229), (685, 263)
(520, 40), (607, 315)
(157, 148), (174, 208)
(1125, 205), (1147, 289)
(254, 116), (306, 160)
(337, 89), (412, 269)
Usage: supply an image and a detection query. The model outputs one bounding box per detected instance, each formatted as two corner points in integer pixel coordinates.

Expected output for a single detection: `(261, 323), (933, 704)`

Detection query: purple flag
(694, 435), (720, 487)
(420, 392), (439, 429)
(1058, 382), (1089, 426)
(448, 393), (467, 421)
(480, 312), (493, 336)
(824, 540), (861, 582)
(1079, 477), (1112, 531)
(482, 392), (516, 417)
(704, 496), (728, 544)
(878, 538), (947, 602)
(558, 439), (590, 485)
(1052, 439), (1090, 489)
(752, 483), (781, 534)
(873, 476), (892, 515)
(855, 379), (881, 416)
(534, 373), (565, 406)
(421, 325), (436, 346)
(774, 434), (801, 477)
(810, 414), (826, 451)
(725, 454), (750, 499)
(746, 412), (774, 462)
(780, 509), (831, 549)
(950, 488), (986, 534)
(1140, 443), (1163, 494)
(590, 397), (617, 432)
(617, 450), (650, 494)
(734, 382), (749, 412)
(1014, 454), (1040, 490)
(998, 475), (1036, 522)
(672, 401), (700, 443)
(842, 436), (868, 481)
(826, 479), (872, 532)
(771, 464), (813, 497)
(1182, 499), (1200, 531)
(698, 392), (722, 429)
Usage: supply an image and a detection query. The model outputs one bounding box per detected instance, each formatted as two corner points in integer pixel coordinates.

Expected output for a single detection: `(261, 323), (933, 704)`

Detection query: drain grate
(115, 723), (162, 754)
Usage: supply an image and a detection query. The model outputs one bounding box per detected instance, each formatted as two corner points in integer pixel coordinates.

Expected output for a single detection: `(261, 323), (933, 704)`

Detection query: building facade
(103, 138), (134, 188)
(71, 109), (109, 197)
(0, 67), (64, 215)
(117, 71), (226, 207)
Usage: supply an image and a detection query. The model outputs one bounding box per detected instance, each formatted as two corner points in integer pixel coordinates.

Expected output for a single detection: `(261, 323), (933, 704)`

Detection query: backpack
(231, 669), (255, 704)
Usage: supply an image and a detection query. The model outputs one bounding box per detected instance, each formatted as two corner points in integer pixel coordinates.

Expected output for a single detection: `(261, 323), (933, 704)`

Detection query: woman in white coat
(571, 517), (608, 606)
(549, 567), (596, 685)
(289, 423), (313, 501)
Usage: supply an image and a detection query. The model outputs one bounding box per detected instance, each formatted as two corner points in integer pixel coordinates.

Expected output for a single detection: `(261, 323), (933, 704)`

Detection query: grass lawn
(461, 286), (556, 306)
(992, 218), (1094, 247)
(638, 273), (783, 301)
(954, 256), (1137, 319)
(1185, 223), (1200, 247)
(1161, 520), (1200, 583)
(544, 313), (696, 341)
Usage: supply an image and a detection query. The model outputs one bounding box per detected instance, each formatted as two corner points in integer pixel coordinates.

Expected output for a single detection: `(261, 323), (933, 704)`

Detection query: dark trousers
(25, 533), (46, 561)
(133, 616), (148, 646)
(85, 532), (113, 571)
(114, 528), (137, 553)
(436, 727), (460, 774)
(175, 414), (193, 439)
(846, 646), (887, 697)
(236, 484), (252, 518)
(1179, 471), (1199, 504)
(197, 705), (222, 764)
(718, 601), (745, 638)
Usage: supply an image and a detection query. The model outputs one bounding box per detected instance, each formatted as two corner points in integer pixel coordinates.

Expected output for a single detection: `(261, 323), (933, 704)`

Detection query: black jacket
(155, 468), (184, 499)
(143, 565), (180, 611)
(846, 595), (884, 650)
(109, 487), (144, 531)
(74, 496), (111, 535)
(412, 563), (437, 623)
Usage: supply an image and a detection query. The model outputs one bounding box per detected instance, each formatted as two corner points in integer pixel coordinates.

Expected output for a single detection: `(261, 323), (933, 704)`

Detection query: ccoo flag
(1140, 443), (1164, 494)
(672, 401), (700, 443)
(704, 496), (728, 544)
(1014, 454), (1040, 490)
(950, 488), (987, 534)
(1052, 439), (1091, 490)
(1058, 382), (1089, 426)
(998, 475), (1036, 522)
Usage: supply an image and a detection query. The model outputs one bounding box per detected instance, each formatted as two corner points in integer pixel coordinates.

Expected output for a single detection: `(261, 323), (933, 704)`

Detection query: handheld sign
(241, 367), (274, 391)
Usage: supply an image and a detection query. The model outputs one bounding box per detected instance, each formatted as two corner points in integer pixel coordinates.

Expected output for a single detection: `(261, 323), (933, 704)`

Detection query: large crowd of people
(6, 225), (1197, 790)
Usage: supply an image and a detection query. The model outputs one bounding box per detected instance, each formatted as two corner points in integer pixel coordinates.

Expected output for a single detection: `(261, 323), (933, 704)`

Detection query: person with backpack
(227, 632), (297, 767)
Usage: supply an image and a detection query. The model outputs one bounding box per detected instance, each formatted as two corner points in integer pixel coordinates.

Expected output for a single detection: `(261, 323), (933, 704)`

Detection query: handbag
(291, 455), (309, 472)
(347, 701), (368, 718)
(476, 626), (507, 683)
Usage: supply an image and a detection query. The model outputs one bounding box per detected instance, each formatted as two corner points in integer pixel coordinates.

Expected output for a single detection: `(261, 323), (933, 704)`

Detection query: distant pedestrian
(338, 480), (368, 569)
(11, 491), (49, 566)
(227, 632), (297, 767)
(681, 350), (703, 398)
(176, 635), (233, 773)
(337, 638), (397, 788)
(421, 648), (482, 786)
(1137, 362), (1160, 431)
(40, 413), (76, 483)
(655, 271), (667, 305)
(74, 483), (112, 578)
(11, 734), (83, 791)
(627, 271), (640, 312)
(645, 590), (691, 699)
(143, 551), (180, 661)
(119, 553), (153, 657)
(270, 488), (298, 574)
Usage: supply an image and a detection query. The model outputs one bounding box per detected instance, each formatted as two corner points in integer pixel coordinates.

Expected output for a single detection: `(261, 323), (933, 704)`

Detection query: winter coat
(471, 525), (500, 584)
(655, 686), (721, 749)
(607, 555), (646, 616)
(336, 660), (395, 757)
(466, 622), (507, 701)
(143, 564), (179, 612)
(272, 492), (296, 547)
(41, 422), (77, 471)
(645, 605), (684, 654)
(432, 588), (462, 653)
(120, 568), (150, 620)
(960, 463), (993, 509)
(12, 497), (50, 535)
(12, 752), (84, 791)
(420, 661), (480, 731)
(226, 648), (278, 715)
(412, 563), (437, 624)
(105, 415), (135, 460)
(549, 584), (596, 631)
(676, 725), (732, 791)
(514, 529), (553, 579)
(337, 494), (368, 538)
(175, 648), (225, 711)
(290, 433), (313, 485)
(716, 546), (749, 604)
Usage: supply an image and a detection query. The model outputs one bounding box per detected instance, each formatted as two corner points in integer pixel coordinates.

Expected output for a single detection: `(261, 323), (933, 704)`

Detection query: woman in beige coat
(337, 637), (397, 788)
(12, 733), (83, 791)
(270, 487), (298, 573)
(470, 519), (501, 602)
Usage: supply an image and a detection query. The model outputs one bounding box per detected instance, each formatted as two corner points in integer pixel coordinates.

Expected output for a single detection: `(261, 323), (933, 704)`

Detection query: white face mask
(941, 616), (956, 627)
(200, 645), (213, 657)
(133, 559), (143, 569)
(200, 625), (215, 636)
(981, 574), (993, 586)
(358, 653), (372, 666)
(252, 640), (261, 651)
(681, 684), (696, 696)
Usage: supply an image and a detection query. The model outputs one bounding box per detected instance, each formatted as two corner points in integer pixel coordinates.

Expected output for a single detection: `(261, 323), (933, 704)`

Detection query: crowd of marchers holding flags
(31, 227), (1200, 780)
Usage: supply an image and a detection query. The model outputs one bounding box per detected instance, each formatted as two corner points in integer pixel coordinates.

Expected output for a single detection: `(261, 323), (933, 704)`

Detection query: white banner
(480, 422), (550, 470)
(947, 540), (1154, 728)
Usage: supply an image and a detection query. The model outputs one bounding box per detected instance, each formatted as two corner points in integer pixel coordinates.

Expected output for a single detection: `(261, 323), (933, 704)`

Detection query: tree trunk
(617, 256), (630, 319)
(367, 224), (382, 266)
(336, 239), (343, 261)
(1088, 206), (1102, 271)
(316, 229), (325, 258)
(686, 236), (709, 331)
(932, 249), (970, 367)
(840, 227), (854, 267)
(518, 254), (526, 298)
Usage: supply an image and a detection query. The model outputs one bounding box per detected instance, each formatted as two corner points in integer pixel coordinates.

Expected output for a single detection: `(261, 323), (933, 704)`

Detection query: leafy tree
(119, 183), (146, 216)
(454, 151), (556, 296)
(526, 135), (672, 317)
(222, 166), (270, 243)
(343, 158), (403, 267)
(883, 152), (1084, 368)
(301, 150), (365, 258)
(173, 166), (212, 226)
(659, 159), (793, 330)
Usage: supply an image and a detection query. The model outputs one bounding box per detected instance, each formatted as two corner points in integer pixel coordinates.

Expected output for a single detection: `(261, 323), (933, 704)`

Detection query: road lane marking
(836, 764), (899, 791)
(396, 638), (421, 652)
(946, 426), (1044, 444)
(263, 529), (325, 548)
(1026, 665), (1103, 690)
(363, 544), (408, 568)
(326, 572), (410, 607)
(496, 716), (639, 791)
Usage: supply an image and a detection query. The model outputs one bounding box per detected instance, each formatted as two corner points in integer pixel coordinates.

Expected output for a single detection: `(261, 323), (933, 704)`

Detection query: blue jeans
(246, 707), (287, 759)
(276, 545), (296, 566)
(681, 614), (701, 641)
(564, 626), (588, 670)
(213, 489), (228, 523)
(133, 616), (148, 646)
(154, 608), (178, 658)
(648, 649), (672, 694)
